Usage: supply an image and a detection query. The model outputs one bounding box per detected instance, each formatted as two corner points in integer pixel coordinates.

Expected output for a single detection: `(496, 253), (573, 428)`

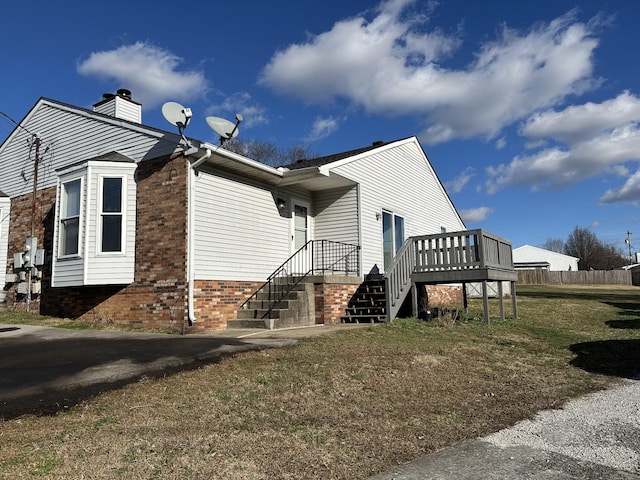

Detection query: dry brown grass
(1, 285), (639, 479)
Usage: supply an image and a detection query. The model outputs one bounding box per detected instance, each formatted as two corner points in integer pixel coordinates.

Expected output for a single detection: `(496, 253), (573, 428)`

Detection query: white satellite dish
(162, 101), (192, 129)
(206, 113), (243, 145)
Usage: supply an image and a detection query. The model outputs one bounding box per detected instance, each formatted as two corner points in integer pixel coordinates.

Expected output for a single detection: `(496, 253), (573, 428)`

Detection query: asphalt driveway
(0, 323), (298, 419)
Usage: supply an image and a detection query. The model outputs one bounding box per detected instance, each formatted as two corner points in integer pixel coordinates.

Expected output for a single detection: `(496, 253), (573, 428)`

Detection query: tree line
(542, 227), (631, 270)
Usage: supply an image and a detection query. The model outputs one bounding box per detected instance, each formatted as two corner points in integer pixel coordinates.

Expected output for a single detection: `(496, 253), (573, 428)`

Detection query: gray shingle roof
(281, 140), (393, 170)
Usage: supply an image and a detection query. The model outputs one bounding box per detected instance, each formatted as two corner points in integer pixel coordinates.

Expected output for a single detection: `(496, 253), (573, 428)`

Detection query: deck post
(482, 281), (490, 325)
(498, 281), (505, 321)
(462, 283), (469, 314)
(411, 282), (418, 319)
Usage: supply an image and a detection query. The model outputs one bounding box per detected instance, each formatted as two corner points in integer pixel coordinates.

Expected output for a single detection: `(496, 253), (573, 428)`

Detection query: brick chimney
(92, 89), (142, 124)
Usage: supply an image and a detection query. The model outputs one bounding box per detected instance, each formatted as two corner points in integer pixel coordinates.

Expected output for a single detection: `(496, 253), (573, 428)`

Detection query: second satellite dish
(162, 101), (192, 129)
(206, 113), (243, 145)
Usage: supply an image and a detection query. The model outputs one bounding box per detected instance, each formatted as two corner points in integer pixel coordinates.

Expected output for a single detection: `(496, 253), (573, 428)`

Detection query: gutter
(187, 147), (211, 325)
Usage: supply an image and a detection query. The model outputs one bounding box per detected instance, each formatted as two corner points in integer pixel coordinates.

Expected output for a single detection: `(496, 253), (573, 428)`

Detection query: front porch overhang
(186, 143), (356, 191)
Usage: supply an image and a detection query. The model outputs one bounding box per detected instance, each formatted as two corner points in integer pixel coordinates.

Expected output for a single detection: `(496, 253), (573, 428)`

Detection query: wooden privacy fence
(517, 269), (632, 285)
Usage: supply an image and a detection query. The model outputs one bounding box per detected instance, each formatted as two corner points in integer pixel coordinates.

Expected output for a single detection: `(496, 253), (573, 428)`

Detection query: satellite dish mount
(161, 101), (193, 147)
(206, 113), (243, 146)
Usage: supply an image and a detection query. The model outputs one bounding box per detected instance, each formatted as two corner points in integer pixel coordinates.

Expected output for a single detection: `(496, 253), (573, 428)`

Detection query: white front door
(291, 200), (311, 273)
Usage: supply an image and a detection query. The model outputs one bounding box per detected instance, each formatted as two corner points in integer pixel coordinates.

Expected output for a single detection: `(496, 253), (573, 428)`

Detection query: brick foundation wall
(5, 154), (190, 332)
(425, 285), (463, 308)
(190, 280), (262, 331)
(313, 280), (360, 325)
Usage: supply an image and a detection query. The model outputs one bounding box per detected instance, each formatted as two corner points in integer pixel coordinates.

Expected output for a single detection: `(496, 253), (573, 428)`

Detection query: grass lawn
(1, 284), (639, 479)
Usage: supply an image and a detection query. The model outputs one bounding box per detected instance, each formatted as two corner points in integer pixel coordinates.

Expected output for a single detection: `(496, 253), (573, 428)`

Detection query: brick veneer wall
(5, 153), (190, 332)
(313, 281), (360, 325)
(189, 280), (262, 332)
(426, 284), (463, 307)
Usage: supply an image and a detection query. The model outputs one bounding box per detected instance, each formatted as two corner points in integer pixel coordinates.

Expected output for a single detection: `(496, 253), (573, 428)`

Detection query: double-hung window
(100, 177), (123, 253)
(60, 179), (81, 256)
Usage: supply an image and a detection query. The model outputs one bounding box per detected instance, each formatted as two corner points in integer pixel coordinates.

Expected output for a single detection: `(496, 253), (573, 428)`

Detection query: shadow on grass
(570, 339), (640, 379)
(606, 319), (640, 329)
(0, 329), (285, 420)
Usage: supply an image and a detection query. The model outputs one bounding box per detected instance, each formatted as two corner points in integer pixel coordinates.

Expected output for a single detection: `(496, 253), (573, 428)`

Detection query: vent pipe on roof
(372, 140), (384, 146)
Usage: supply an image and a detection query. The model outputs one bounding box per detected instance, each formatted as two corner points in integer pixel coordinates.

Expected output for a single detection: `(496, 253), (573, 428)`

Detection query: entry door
(382, 210), (405, 270)
(291, 201), (311, 273)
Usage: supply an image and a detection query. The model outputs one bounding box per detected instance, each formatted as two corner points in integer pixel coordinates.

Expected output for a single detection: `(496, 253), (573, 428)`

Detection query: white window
(382, 210), (405, 269)
(59, 178), (81, 256)
(100, 177), (123, 253)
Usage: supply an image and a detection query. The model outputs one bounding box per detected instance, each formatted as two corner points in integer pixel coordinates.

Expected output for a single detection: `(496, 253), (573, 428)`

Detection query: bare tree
(223, 139), (316, 167)
(565, 227), (599, 270)
(540, 238), (565, 253)
(564, 226), (627, 270)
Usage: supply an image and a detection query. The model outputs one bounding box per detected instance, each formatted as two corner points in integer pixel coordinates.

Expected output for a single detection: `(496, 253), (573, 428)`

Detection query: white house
(513, 245), (579, 271)
(0, 91), (473, 331)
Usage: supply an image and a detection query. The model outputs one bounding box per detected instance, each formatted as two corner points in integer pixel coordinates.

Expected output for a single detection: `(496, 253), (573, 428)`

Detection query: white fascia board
(277, 166), (330, 186)
(319, 137), (417, 171)
(190, 142), (284, 181)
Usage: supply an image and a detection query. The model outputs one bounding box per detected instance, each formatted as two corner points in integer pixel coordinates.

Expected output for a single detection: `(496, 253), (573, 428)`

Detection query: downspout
(187, 148), (211, 325)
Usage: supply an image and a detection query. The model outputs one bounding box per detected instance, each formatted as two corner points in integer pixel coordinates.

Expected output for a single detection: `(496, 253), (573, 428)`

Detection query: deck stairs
(341, 274), (387, 323)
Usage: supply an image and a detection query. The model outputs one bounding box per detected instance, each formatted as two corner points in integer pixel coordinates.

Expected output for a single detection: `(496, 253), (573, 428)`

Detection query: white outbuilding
(513, 245), (579, 271)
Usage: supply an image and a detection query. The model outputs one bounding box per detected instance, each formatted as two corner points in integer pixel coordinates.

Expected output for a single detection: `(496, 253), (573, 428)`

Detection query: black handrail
(240, 240), (360, 319)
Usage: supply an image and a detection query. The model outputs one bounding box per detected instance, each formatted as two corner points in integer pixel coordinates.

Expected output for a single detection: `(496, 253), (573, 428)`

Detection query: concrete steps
(230, 281), (315, 330)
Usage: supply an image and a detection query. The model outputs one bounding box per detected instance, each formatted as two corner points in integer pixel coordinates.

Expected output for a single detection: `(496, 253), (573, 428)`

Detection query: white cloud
(304, 116), (344, 142)
(495, 137), (507, 150)
(519, 91), (640, 143)
(486, 94), (640, 196)
(459, 207), (493, 224)
(77, 42), (208, 108)
(259, 1), (601, 144)
(212, 92), (268, 128)
(444, 167), (474, 193)
(599, 169), (640, 204)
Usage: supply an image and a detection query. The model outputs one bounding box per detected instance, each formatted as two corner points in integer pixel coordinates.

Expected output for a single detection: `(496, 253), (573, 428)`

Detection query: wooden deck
(385, 229), (518, 324)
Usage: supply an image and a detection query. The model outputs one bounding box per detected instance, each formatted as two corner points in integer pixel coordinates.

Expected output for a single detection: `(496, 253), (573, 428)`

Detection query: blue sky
(2, 0), (640, 252)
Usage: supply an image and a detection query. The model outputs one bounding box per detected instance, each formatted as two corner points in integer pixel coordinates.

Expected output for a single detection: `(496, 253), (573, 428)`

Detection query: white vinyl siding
(313, 186), (359, 245)
(0, 101), (178, 199)
(193, 170), (294, 281)
(93, 96), (141, 123)
(331, 139), (465, 273)
(0, 196), (10, 290)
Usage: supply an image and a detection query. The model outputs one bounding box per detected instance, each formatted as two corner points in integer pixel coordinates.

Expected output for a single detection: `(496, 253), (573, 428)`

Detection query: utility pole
(31, 136), (40, 237)
(26, 136), (41, 311)
(625, 231), (633, 265)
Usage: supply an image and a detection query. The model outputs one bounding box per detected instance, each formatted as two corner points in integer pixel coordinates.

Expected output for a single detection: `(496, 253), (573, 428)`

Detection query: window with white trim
(100, 177), (123, 253)
(382, 210), (405, 269)
(59, 178), (81, 256)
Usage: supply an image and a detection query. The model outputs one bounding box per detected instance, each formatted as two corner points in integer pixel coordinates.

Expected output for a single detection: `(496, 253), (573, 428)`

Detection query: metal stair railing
(241, 240), (360, 320)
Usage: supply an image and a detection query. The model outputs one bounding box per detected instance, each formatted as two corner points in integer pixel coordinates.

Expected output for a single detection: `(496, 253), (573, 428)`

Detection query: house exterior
(513, 245), (579, 271)
(0, 91), (466, 332)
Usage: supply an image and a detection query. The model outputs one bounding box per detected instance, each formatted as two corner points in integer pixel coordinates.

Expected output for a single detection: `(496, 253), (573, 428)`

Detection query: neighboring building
(513, 245), (579, 271)
(0, 91), (467, 331)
